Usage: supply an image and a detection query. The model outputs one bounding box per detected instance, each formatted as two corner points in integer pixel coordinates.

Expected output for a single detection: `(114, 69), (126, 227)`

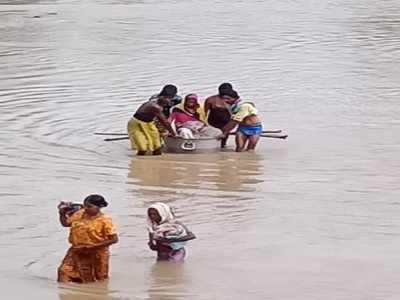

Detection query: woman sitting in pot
(170, 94), (220, 139)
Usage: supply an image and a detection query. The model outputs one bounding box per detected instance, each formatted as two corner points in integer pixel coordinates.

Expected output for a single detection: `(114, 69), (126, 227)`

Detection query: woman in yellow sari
(57, 194), (118, 283)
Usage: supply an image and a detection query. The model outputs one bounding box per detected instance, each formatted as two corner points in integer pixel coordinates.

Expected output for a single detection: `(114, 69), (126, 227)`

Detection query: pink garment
(170, 111), (199, 124)
(158, 247), (186, 262)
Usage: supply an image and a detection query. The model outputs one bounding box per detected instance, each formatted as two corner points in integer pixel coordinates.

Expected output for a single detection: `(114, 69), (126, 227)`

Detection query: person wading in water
(220, 90), (263, 152)
(204, 83), (235, 148)
(147, 203), (196, 262)
(127, 86), (177, 155)
(57, 194), (118, 283)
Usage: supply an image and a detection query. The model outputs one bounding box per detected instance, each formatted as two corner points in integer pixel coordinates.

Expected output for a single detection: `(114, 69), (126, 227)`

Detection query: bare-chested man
(127, 87), (177, 156)
(204, 83), (234, 148)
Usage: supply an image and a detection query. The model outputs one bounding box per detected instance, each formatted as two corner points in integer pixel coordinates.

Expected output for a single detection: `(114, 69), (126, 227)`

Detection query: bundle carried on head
(58, 201), (83, 216)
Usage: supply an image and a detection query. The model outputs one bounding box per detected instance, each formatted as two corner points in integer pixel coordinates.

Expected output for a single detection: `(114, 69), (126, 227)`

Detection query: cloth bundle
(147, 203), (187, 250)
(177, 121), (222, 139)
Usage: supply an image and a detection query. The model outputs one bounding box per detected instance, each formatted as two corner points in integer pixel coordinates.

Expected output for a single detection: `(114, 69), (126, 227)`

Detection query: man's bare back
(133, 99), (176, 136)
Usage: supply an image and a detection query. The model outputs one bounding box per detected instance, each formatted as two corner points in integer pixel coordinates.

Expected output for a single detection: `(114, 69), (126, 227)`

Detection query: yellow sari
(57, 210), (117, 283)
(127, 117), (161, 152)
(173, 101), (207, 123)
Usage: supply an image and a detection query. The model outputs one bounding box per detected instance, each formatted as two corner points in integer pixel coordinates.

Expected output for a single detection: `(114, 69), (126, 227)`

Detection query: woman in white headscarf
(147, 202), (196, 262)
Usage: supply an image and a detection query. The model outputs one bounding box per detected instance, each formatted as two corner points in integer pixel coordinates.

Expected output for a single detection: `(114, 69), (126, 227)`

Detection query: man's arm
(155, 107), (176, 136)
(204, 98), (211, 116)
(221, 119), (239, 137)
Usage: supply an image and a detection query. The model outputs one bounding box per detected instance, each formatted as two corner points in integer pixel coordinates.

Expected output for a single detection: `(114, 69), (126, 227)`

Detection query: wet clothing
(159, 247), (186, 262)
(67, 210), (116, 246)
(238, 123), (263, 137)
(147, 203), (187, 248)
(172, 98), (207, 123)
(58, 247), (110, 283)
(58, 210), (117, 283)
(145, 94), (181, 138)
(171, 96), (211, 139)
(151, 242), (186, 262)
(127, 117), (161, 152)
(133, 111), (154, 122)
(170, 110), (200, 124)
(232, 102), (258, 122)
(147, 203), (190, 262)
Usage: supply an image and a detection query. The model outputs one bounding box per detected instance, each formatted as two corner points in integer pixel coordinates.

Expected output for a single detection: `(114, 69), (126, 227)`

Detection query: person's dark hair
(159, 84), (178, 98)
(218, 82), (233, 95)
(220, 89), (239, 99)
(84, 194), (108, 208)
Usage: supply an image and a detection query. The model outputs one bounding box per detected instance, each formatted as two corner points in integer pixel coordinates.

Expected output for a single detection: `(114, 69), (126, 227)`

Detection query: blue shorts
(238, 124), (263, 137)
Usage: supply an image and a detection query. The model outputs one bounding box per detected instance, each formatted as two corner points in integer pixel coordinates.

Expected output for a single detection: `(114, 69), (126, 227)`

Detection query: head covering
(84, 194), (108, 208)
(184, 93), (199, 109)
(173, 94), (207, 123)
(147, 202), (175, 233)
(147, 203), (188, 250)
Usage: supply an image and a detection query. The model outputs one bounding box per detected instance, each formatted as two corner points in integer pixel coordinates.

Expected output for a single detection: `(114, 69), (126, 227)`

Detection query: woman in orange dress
(57, 194), (118, 283)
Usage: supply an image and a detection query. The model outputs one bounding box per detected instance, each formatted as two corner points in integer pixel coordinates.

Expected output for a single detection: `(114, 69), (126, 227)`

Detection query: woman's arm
(148, 232), (158, 251)
(95, 234), (118, 248)
(74, 234), (118, 250)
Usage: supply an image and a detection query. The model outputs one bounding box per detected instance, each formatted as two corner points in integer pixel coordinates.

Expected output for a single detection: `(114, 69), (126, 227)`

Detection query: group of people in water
(57, 195), (194, 283)
(127, 83), (263, 155)
(55, 84), (264, 283)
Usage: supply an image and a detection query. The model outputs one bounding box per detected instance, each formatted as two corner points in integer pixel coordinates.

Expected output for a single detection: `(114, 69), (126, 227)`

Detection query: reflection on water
(58, 282), (112, 300)
(127, 152), (264, 192)
(147, 262), (188, 300)
(126, 151), (264, 244)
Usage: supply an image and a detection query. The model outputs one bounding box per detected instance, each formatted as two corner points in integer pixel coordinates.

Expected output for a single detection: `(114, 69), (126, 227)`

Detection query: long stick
(229, 130), (283, 134)
(260, 134), (288, 139)
(104, 136), (130, 141)
(263, 130), (282, 134)
(103, 134), (287, 142)
(94, 133), (128, 136)
(96, 130), (282, 136)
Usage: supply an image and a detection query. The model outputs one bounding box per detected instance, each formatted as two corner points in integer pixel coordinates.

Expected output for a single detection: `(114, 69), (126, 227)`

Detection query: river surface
(1, 0), (400, 299)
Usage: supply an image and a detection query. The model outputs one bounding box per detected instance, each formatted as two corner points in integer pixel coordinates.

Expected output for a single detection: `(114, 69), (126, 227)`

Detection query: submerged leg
(152, 148), (162, 156)
(57, 248), (84, 283)
(235, 132), (247, 152)
(221, 136), (228, 148)
(246, 135), (260, 151)
(94, 249), (110, 281)
(168, 248), (186, 262)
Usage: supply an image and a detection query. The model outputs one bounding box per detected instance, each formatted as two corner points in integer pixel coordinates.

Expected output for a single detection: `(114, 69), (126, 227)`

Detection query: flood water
(1, 0), (400, 299)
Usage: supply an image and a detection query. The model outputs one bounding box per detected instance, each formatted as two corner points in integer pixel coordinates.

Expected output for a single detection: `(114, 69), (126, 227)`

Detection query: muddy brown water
(1, 0), (400, 299)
